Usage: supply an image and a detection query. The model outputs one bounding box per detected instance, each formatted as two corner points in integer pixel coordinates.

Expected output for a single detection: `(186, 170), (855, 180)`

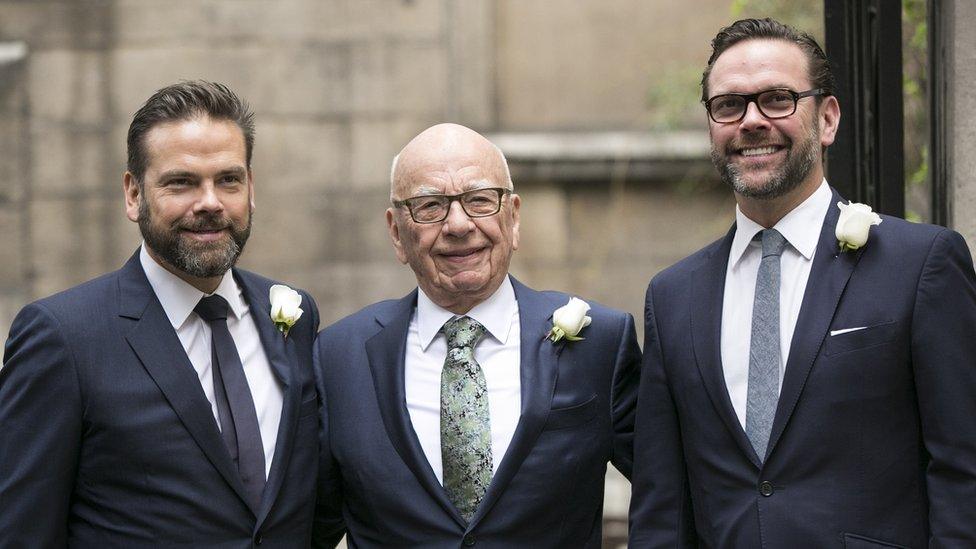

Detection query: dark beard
(711, 123), (820, 200)
(138, 198), (251, 279)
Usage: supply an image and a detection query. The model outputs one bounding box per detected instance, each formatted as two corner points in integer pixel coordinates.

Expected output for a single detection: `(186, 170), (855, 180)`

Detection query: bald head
(385, 123), (521, 314)
(390, 123), (512, 200)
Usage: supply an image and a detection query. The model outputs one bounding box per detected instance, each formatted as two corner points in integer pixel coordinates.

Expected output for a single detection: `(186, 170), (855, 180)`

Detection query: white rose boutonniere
(835, 201), (882, 253)
(546, 297), (592, 343)
(270, 284), (303, 337)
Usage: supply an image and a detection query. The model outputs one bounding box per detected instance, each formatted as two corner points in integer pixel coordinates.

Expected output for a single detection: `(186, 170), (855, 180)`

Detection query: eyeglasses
(704, 88), (825, 124)
(392, 187), (512, 224)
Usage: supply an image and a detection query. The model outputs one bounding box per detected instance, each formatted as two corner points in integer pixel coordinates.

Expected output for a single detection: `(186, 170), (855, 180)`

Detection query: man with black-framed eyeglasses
(630, 17), (976, 548)
(311, 123), (640, 547)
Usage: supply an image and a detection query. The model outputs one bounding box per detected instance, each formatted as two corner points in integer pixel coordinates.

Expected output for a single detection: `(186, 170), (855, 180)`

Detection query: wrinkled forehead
(393, 142), (508, 197)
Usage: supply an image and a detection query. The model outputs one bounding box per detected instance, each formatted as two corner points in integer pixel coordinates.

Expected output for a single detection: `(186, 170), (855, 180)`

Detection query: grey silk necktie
(440, 315), (492, 522)
(194, 295), (266, 511)
(745, 228), (787, 461)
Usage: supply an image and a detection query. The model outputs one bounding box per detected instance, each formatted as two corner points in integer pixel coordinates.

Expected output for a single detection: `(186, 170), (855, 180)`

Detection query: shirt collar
(729, 179), (832, 268)
(416, 275), (518, 350)
(139, 244), (249, 329)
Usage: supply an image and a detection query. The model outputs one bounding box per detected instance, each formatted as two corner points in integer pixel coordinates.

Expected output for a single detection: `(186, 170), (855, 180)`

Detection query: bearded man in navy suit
(628, 19), (976, 548)
(312, 123), (640, 548)
(0, 81), (337, 547)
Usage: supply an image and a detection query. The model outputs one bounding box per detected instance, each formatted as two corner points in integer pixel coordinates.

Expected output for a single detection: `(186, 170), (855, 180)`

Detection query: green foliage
(645, 65), (706, 130)
(730, 0), (824, 43)
(644, 1), (932, 221)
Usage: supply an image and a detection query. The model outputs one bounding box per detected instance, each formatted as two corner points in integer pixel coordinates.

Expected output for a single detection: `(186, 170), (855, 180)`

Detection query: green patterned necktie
(440, 315), (493, 522)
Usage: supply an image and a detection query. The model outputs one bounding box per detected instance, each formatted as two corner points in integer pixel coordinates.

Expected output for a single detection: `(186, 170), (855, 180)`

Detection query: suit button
(759, 481), (774, 497)
(463, 534), (477, 546)
(254, 533), (263, 546)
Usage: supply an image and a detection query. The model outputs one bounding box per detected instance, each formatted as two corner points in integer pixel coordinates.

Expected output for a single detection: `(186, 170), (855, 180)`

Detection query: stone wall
(947, 0), (976, 253)
(0, 41), (29, 336)
(0, 0), (737, 339)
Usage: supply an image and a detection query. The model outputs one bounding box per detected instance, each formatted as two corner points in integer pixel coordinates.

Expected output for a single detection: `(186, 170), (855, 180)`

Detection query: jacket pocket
(824, 320), (899, 356)
(543, 395), (598, 431)
(843, 532), (912, 549)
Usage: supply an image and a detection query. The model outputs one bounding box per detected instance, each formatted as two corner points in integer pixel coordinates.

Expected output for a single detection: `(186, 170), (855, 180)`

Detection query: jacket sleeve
(609, 312), (641, 480)
(310, 333), (346, 548)
(911, 229), (976, 545)
(628, 282), (698, 548)
(0, 303), (84, 549)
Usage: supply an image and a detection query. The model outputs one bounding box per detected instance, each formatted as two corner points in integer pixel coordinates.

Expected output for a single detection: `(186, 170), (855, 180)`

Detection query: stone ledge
(485, 130), (716, 183)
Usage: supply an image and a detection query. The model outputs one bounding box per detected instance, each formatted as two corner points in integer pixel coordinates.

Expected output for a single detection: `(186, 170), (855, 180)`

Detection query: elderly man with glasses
(629, 18), (976, 548)
(311, 123), (640, 548)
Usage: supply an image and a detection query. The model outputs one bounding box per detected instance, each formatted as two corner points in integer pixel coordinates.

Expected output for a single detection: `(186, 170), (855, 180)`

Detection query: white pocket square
(830, 326), (868, 336)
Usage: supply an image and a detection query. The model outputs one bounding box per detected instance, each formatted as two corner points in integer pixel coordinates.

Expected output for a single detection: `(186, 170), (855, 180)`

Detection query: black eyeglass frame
(392, 187), (513, 224)
(704, 88), (826, 124)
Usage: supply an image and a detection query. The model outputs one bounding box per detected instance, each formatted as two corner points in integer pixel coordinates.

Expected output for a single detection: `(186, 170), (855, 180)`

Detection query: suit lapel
(468, 279), (562, 530)
(691, 227), (763, 467)
(118, 253), (252, 513)
(364, 291), (467, 527)
(766, 191), (860, 457)
(234, 271), (298, 523)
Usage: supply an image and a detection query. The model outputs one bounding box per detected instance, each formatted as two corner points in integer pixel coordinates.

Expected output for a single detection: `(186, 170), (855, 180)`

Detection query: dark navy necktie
(194, 295), (266, 511)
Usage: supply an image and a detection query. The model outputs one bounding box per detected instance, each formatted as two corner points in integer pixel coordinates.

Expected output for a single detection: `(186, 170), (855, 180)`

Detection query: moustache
(173, 214), (233, 232)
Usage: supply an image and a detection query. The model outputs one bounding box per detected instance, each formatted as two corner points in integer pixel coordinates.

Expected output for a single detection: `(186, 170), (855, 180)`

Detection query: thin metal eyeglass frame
(392, 187), (512, 224)
(704, 88), (825, 124)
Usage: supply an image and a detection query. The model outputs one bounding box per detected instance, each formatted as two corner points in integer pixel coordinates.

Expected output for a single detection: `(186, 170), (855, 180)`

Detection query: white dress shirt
(720, 180), (831, 429)
(140, 246), (282, 477)
(405, 275), (522, 484)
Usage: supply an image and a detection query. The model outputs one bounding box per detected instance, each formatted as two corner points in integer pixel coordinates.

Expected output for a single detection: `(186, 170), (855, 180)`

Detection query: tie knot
(195, 294), (231, 322)
(761, 228), (788, 258)
(443, 316), (486, 350)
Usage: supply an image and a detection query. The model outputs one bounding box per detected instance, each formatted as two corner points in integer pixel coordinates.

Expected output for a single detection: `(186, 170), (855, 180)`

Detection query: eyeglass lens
(408, 189), (502, 223)
(710, 90), (796, 122)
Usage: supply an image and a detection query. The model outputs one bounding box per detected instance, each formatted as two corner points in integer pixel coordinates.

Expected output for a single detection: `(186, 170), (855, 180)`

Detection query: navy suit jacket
(629, 189), (976, 548)
(0, 251), (322, 548)
(312, 278), (640, 548)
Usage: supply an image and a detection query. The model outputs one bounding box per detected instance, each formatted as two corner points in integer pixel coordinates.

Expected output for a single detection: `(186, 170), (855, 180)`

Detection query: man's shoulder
(24, 270), (121, 321)
(651, 234), (728, 288)
(876, 214), (947, 242)
(318, 295), (412, 341)
(233, 267), (312, 297)
(512, 281), (631, 323)
(863, 215), (964, 265)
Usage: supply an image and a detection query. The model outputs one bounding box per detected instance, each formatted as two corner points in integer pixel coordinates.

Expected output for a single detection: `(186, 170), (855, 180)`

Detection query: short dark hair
(701, 18), (835, 102)
(126, 80), (255, 183)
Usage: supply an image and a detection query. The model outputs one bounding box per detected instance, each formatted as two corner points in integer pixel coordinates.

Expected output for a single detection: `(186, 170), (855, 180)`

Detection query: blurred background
(2, 1), (974, 546)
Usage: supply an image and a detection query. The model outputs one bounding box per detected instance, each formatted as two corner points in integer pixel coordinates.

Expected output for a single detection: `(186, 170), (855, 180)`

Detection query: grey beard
(713, 125), (820, 200)
(138, 198), (251, 279)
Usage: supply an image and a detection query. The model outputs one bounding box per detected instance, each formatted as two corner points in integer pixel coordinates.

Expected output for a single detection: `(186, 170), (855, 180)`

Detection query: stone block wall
(0, 0), (739, 339)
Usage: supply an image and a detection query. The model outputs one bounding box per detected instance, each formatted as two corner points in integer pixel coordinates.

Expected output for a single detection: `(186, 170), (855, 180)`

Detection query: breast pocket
(824, 320), (900, 356)
(543, 395), (598, 431)
(843, 533), (911, 549)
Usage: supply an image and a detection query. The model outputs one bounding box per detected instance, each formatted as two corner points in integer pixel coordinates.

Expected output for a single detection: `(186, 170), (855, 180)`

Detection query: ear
(819, 95), (841, 147)
(123, 172), (141, 223)
(247, 168), (256, 212)
(509, 193), (521, 251)
(386, 208), (408, 264)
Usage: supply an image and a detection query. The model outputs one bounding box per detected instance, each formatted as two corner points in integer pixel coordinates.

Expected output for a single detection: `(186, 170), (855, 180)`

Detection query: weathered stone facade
(4, 1), (974, 543)
(0, 0), (740, 339)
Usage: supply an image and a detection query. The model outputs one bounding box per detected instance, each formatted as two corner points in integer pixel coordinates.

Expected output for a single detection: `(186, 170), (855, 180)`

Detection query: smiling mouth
(439, 247), (487, 262)
(739, 145), (783, 157)
(183, 227), (229, 241)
